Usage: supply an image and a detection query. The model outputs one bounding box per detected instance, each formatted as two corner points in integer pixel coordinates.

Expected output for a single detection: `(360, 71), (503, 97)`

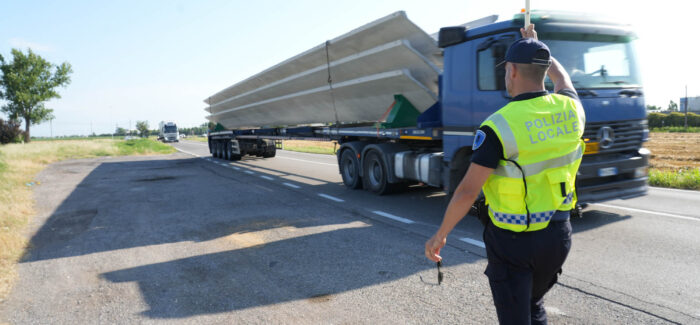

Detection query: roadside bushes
(648, 112), (700, 128)
(0, 119), (24, 144)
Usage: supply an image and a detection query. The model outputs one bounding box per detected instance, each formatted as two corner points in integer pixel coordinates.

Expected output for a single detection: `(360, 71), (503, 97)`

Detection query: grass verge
(281, 140), (336, 155)
(649, 168), (700, 190)
(650, 126), (700, 133)
(0, 138), (175, 301)
(181, 137), (208, 142)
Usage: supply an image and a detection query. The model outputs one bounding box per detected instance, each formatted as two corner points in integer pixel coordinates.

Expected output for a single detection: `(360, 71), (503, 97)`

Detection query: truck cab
(440, 11), (649, 203)
(159, 121), (180, 143)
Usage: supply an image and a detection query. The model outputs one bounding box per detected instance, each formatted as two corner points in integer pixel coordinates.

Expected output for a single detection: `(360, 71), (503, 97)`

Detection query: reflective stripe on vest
(489, 192), (574, 225)
(492, 145), (583, 178)
(489, 113), (519, 159)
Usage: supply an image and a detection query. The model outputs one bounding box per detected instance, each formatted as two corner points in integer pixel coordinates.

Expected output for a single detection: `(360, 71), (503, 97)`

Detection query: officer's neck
(510, 82), (546, 98)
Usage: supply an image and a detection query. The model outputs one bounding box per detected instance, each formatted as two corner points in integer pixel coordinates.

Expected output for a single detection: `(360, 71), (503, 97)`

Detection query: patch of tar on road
(308, 293), (333, 303)
(22, 209), (97, 258)
(133, 176), (178, 182)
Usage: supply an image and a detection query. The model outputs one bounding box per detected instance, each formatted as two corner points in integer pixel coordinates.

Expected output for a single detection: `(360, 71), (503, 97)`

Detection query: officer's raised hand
(520, 23), (538, 40)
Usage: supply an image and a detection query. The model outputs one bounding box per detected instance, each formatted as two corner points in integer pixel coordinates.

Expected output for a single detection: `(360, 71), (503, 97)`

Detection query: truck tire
(215, 141), (222, 159)
(263, 145), (276, 158)
(362, 150), (393, 195)
(340, 149), (362, 189)
(224, 141), (231, 160)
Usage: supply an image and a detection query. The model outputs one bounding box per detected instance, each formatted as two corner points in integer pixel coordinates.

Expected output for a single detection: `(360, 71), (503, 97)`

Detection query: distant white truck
(158, 121), (179, 142)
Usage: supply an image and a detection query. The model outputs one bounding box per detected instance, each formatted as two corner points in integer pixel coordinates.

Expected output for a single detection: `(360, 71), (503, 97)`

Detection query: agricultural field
(646, 132), (700, 171)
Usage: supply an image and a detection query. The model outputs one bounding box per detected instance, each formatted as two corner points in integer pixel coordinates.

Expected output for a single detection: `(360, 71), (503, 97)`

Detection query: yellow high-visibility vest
(481, 93), (586, 232)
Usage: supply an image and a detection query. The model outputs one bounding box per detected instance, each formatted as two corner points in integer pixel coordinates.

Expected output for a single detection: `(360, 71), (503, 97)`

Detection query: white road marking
(232, 166), (241, 170)
(371, 210), (414, 224)
(318, 193), (344, 202)
(459, 237), (486, 248)
(175, 147), (202, 157)
(592, 203), (699, 222)
(276, 156), (337, 166)
(244, 171), (255, 175)
(283, 182), (301, 189)
(650, 186), (700, 194)
(260, 175), (274, 181)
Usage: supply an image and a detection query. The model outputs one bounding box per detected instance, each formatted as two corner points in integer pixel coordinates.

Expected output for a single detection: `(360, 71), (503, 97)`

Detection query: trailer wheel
(363, 150), (392, 195)
(215, 141), (222, 159)
(224, 141), (231, 160)
(263, 145), (276, 158)
(340, 149), (362, 189)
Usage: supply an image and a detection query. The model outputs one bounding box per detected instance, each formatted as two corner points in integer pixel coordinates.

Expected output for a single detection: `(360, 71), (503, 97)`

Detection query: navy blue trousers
(483, 219), (572, 325)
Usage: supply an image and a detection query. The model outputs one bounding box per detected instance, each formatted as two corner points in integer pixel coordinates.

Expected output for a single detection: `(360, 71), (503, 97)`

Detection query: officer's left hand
(425, 234), (446, 262)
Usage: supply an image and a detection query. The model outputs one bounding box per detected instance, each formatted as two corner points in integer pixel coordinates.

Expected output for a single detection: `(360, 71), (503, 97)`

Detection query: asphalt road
(1, 140), (698, 324)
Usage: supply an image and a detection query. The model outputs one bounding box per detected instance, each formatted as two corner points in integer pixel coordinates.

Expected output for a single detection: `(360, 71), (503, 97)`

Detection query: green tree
(668, 100), (679, 112)
(0, 49), (72, 143)
(115, 127), (127, 136)
(646, 104), (661, 111)
(135, 120), (149, 138)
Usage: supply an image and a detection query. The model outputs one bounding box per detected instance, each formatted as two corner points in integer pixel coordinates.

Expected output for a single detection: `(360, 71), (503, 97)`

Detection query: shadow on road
(100, 223), (479, 318)
(570, 209), (632, 234)
(20, 155), (481, 318)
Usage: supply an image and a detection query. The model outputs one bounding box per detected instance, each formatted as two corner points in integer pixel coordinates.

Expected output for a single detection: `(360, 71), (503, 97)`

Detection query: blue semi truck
(206, 11), (649, 204)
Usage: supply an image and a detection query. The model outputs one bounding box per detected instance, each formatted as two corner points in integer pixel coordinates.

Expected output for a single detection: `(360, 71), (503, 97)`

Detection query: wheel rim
(343, 157), (355, 183)
(369, 160), (383, 187)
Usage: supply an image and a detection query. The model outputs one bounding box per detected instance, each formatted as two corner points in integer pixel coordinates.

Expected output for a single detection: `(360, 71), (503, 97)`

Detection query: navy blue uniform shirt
(471, 89), (580, 169)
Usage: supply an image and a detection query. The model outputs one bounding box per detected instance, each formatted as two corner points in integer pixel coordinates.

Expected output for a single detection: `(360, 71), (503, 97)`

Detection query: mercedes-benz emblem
(597, 126), (615, 149)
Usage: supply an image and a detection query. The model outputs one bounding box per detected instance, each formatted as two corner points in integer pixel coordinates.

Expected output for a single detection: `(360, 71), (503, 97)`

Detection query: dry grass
(281, 140), (337, 155)
(646, 132), (700, 171)
(0, 139), (174, 301)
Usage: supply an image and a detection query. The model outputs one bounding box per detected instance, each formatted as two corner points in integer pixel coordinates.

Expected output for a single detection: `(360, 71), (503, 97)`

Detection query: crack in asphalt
(557, 275), (697, 324)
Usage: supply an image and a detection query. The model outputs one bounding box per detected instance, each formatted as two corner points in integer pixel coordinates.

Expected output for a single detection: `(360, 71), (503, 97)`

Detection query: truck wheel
(224, 142), (231, 160)
(263, 145), (276, 158)
(215, 142), (222, 159)
(340, 149), (362, 189)
(363, 151), (391, 195)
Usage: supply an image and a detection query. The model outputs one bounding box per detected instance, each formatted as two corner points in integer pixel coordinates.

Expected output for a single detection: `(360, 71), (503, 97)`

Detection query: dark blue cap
(503, 38), (551, 66)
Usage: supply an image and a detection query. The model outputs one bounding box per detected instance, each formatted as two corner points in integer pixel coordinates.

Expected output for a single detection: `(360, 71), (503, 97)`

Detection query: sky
(1, 0), (699, 137)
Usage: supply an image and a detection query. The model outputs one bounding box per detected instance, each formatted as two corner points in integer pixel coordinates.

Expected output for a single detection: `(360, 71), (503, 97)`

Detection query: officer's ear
(505, 62), (516, 81)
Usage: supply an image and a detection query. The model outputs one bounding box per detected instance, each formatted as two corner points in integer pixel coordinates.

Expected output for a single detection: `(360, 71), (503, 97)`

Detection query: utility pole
(50, 118), (53, 138)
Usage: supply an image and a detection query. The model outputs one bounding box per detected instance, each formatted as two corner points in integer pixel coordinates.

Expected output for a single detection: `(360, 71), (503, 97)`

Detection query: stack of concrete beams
(204, 11), (442, 129)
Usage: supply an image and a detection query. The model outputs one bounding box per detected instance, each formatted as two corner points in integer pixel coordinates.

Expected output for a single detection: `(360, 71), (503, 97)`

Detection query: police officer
(425, 24), (585, 325)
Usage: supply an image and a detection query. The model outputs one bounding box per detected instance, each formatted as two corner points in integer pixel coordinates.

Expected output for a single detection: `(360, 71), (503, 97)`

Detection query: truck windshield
(164, 126), (177, 133)
(542, 36), (641, 89)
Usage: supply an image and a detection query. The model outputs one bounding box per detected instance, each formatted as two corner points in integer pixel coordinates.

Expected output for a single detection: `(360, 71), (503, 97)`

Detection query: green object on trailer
(378, 94), (421, 129)
(214, 123), (226, 131)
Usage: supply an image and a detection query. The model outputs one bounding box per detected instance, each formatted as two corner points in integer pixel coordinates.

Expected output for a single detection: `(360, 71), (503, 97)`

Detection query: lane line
(318, 193), (344, 202)
(459, 237), (486, 248)
(649, 186), (700, 195)
(260, 175), (274, 181)
(232, 166), (241, 170)
(276, 156), (337, 166)
(283, 182), (301, 189)
(371, 210), (415, 224)
(244, 171), (255, 175)
(174, 147), (202, 157)
(592, 203), (699, 222)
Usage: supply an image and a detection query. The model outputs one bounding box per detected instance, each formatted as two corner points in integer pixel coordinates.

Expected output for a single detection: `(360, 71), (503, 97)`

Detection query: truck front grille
(583, 120), (645, 154)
